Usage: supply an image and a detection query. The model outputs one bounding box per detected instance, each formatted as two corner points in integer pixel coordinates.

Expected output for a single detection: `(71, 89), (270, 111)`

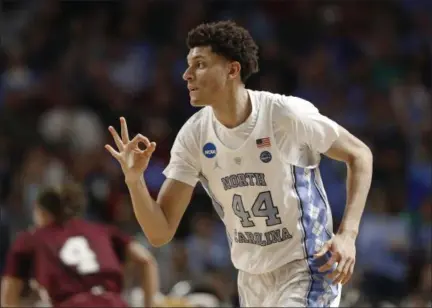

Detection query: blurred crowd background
(0, 0), (431, 307)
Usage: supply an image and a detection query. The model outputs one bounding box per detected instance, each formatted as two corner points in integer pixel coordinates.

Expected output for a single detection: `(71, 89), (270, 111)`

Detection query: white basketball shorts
(238, 258), (342, 307)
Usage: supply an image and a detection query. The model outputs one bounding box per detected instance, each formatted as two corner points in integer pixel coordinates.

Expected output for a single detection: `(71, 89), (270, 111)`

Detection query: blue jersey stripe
(291, 166), (313, 307)
(293, 166), (339, 307)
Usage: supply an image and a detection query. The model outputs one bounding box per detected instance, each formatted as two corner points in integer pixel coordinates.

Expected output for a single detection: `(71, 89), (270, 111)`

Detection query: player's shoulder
(181, 107), (209, 132)
(249, 89), (318, 115)
(248, 89), (285, 105)
(276, 95), (318, 116)
(250, 91), (318, 114)
(68, 218), (109, 233)
(175, 107), (210, 148)
(15, 229), (34, 241)
(74, 219), (128, 238)
(10, 229), (35, 251)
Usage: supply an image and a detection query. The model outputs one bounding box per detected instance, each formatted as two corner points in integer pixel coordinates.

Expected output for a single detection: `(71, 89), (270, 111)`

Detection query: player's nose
(183, 67), (194, 81)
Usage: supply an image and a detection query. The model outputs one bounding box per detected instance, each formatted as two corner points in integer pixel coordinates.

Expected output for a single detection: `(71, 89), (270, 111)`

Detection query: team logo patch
(260, 151), (272, 163)
(203, 142), (217, 158)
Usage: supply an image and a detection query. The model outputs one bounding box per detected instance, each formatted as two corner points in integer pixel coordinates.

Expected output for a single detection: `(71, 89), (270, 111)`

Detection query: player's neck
(212, 86), (251, 129)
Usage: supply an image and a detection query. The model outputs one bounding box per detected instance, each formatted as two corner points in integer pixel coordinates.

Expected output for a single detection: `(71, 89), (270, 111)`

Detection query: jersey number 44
(232, 191), (282, 228)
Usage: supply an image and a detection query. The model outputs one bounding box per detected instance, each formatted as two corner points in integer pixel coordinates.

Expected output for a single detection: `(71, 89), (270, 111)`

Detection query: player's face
(183, 46), (235, 107)
(33, 204), (54, 227)
(33, 204), (45, 227)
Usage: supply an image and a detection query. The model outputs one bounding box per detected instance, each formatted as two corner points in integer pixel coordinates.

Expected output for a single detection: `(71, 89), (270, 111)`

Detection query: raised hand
(105, 117), (156, 183)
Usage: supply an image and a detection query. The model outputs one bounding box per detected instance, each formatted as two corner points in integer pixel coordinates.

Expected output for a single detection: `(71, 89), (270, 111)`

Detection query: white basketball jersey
(195, 91), (334, 274)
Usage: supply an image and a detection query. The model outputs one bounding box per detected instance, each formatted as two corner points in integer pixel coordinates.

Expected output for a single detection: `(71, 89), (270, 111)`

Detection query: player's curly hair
(37, 182), (86, 223)
(186, 20), (259, 83)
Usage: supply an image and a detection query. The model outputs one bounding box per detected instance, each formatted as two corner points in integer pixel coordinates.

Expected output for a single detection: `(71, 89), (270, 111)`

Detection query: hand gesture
(105, 117), (156, 183)
(314, 232), (357, 285)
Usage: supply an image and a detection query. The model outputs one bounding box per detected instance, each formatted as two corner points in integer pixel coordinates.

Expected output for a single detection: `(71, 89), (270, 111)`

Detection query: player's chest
(199, 139), (282, 194)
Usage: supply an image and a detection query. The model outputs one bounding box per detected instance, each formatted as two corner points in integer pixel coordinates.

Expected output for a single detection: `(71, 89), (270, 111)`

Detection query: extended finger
(327, 257), (347, 283)
(105, 144), (121, 160)
(314, 241), (331, 259)
(142, 141), (157, 156)
(128, 134), (150, 150)
(318, 253), (339, 273)
(340, 261), (355, 285)
(108, 126), (124, 150)
(134, 141), (156, 157)
(120, 117), (130, 143)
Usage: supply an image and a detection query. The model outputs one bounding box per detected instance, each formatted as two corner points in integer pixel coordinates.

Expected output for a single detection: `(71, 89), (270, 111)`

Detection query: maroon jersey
(3, 218), (132, 306)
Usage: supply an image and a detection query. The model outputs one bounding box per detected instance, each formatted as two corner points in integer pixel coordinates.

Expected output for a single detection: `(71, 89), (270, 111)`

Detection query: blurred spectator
(1, 46), (36, 98)
(185, 213), (231, 276)
(357, 194), (411, 306)
(0, 208), (11, 274)
(406, 131), (432, 211)
(38, 97), (105, 155)
(160, 241), (197, 294)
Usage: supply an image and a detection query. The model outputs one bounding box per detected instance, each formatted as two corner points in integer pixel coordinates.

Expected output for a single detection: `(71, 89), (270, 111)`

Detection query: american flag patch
(256, 137), (271, 148)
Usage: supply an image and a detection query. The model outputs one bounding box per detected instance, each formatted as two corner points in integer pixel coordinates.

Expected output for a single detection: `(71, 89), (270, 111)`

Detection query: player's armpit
(1, 276), (25, 307)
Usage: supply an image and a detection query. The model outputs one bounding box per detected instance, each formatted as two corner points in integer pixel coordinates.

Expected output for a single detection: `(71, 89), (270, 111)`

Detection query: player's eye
(197, 61), (205, 69)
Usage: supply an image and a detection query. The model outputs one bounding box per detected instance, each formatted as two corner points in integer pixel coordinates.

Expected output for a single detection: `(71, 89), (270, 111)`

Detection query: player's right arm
(105, 117), (199, 247)
(1, 232), (33, 307)
(125, 177), (194, 246)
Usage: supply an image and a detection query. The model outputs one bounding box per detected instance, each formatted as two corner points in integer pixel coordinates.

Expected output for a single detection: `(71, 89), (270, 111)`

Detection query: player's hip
(238, 259), (342, 307)
(57, 288), (128, 308)
(230, 233), (307, 274)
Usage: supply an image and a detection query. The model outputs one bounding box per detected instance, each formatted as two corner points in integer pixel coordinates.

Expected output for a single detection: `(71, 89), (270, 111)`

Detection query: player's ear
(228, 61), (241, 80)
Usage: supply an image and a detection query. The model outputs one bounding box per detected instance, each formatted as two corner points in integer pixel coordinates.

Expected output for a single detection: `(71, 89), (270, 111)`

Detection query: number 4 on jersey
(59, 236), (100, 274)
(232, 191), (282, 228)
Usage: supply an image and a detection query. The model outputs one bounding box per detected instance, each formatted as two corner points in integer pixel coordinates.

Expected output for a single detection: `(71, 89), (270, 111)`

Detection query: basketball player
(105, 21), (373, 307)
(1, 183), (159, 307)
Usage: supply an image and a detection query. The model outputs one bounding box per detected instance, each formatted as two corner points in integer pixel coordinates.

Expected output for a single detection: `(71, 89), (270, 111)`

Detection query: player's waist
(57, 286), (122, 306)
(231, 242), (306, 274)
(90, 285), (106, 295)
(231, 226), (294, 246)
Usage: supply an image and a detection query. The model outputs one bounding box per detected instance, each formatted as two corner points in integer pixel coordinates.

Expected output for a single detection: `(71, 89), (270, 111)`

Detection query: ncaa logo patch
(260, 151), (272, 163)
(203, 142), (217, 158)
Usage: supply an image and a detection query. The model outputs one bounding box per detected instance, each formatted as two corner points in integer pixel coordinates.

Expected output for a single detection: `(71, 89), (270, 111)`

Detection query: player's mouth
(188, 86), (198, 92)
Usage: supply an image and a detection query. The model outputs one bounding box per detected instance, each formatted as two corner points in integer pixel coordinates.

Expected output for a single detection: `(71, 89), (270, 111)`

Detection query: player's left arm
(1, 232), (34, 307)
(1, 277), (25, 307)
(318, 125), (373, 285)
(323, 124), (373, 236)
(109, 227), (159, 307)
(278, 96), (373, 285)
(126, 241), (160, 308)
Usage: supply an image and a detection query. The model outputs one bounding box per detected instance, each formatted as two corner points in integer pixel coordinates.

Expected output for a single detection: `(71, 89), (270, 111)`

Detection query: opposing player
(105, 21), (373, 307)
(1, 183), (159, 307)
